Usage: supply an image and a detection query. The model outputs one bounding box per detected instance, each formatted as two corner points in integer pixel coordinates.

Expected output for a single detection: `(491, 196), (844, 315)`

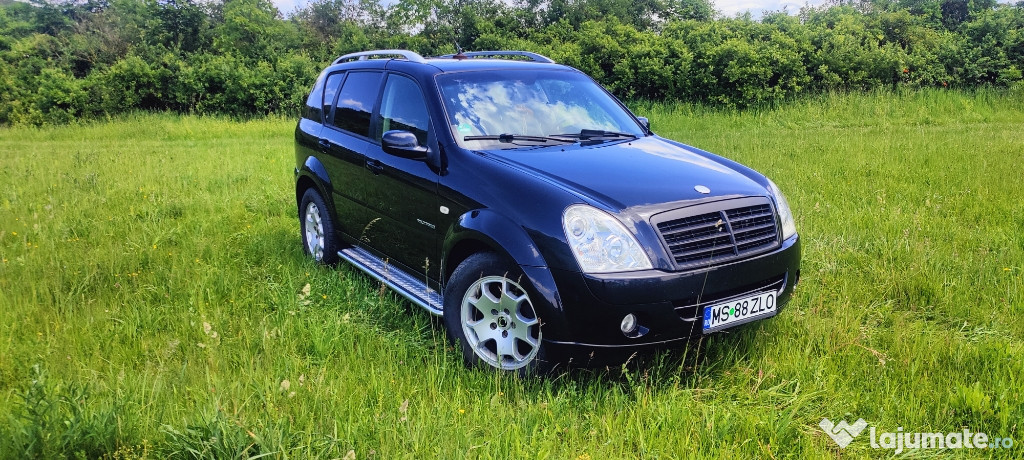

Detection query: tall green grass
(0, 89), (1021, 458)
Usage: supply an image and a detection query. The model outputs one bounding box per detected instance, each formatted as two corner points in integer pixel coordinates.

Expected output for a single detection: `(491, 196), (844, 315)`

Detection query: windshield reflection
(437, 70), (643, 149)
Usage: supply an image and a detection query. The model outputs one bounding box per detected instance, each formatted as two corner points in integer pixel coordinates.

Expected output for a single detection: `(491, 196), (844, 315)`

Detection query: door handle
(318, 139), (330, 151)
(365, 159), (384, 175)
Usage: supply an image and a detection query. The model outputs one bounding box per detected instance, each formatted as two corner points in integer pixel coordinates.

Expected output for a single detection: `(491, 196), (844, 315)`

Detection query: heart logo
(820, 418), (868, 448)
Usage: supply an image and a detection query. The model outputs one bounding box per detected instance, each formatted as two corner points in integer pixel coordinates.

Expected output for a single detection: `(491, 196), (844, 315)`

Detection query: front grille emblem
(694, 185), (711, 194)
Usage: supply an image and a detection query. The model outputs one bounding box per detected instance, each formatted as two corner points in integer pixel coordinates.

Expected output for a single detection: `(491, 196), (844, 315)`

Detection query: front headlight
(563, 205), (653, 273)
(767, 178), (797, 240)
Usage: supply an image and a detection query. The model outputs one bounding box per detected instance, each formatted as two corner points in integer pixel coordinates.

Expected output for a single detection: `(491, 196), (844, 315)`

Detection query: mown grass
(0, 89), (1021, 458)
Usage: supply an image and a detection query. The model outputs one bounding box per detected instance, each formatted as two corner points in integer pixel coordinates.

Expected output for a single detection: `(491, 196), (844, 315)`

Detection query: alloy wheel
(460, 276), (542, 370)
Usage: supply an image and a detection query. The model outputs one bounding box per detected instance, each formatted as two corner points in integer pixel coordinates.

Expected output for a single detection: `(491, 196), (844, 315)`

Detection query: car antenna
(453, 41), (468, 60)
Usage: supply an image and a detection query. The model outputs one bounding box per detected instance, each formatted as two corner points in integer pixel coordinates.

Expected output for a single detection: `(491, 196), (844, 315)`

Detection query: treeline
(0, 0), (1022, 125)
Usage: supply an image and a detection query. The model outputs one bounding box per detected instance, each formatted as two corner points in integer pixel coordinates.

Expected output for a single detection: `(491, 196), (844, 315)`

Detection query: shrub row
(0, 0), (1021, 124)
(0, 47), (316, 125)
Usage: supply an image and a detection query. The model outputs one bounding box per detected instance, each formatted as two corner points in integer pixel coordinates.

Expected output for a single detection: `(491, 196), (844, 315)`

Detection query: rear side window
(330, 71), (381, 137)
(303, 73), (327, 122)
(377, 74), (430, 145)
(322, 72), (344, 121)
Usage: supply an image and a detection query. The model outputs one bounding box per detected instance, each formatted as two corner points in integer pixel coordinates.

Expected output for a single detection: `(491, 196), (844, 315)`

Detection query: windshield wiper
(551, 129), (639, 141)
(464, 134), (574, 145)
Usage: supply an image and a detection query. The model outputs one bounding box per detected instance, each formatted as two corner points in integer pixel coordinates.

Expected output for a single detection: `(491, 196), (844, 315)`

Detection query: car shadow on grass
(537, 323), (771, 389)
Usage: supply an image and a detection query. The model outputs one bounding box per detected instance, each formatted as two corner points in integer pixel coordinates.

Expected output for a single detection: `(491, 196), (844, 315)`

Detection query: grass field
(1, 89), (1022, 458)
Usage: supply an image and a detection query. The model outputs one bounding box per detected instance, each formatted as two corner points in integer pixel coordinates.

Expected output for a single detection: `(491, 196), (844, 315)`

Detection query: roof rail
(437, 51), (555, 64)
(333, 50), (426, 65)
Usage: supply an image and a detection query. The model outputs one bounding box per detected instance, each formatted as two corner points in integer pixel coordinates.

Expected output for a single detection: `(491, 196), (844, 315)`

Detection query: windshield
(436, 70), (645, 149)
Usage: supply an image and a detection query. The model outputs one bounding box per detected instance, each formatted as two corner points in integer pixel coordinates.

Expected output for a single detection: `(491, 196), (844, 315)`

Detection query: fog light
(620, 314), (637, 334)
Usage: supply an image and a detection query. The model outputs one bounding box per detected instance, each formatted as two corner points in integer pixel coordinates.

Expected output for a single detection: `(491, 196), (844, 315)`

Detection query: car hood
(482, 136), (769, 212)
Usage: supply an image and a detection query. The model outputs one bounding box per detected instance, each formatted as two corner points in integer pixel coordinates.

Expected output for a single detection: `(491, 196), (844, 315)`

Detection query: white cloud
(714, 0), (831, 17)
(270, 0), (1013, 21)
(270, 0), (828, 18)
(270, 0), (829, 20)
(272, 0), (308, 16)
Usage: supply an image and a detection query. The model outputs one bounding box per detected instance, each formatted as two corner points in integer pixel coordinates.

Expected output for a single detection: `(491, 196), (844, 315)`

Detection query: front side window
(330, 71), (381, 137)
(376, 74), (430, 145)
(436, 70), (644, 149)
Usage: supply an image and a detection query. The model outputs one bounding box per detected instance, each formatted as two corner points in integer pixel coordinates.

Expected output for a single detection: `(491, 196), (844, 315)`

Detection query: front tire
(299, 188), (339, 265)
(443, 252), (546, 373)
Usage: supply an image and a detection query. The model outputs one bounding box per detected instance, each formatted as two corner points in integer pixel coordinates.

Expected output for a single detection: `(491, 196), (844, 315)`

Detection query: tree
(213, 0), (297, 60)
(150, 0), (208, 52)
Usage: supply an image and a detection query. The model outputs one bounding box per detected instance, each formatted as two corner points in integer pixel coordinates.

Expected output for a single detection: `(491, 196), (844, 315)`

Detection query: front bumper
(541, 234), (800, 347)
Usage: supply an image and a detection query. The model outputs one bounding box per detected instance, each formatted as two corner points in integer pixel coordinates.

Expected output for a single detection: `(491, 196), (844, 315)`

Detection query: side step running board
(338, 247), (443, 315)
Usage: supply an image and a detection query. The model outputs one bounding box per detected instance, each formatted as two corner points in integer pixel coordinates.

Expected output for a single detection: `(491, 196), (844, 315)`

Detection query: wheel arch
(442, 209), (570, 341)
(295, 156), (332, 213)
(444, 238), (494, 282)
(442, 208), (547, 278)
(295, 175), (318, 210)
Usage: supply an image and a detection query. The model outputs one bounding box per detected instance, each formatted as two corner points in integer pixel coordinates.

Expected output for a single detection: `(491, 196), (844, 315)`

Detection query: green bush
(95, 55), (162, 114)
(0, 0), (1021, 124)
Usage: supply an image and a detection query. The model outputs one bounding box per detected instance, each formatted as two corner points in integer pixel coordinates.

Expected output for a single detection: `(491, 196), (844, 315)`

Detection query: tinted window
(331, 71), (381, 137)
(303, 72), (327, 122)
(377, 74), (430, 145)
(322, 72), (344, 121)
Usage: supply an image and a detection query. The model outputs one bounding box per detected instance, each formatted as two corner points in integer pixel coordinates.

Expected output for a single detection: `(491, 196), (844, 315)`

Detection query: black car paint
(295, 55), (800, 349)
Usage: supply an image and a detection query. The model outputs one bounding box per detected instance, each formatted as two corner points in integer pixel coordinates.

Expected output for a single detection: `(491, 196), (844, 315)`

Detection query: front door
(361, 72), (440, 280)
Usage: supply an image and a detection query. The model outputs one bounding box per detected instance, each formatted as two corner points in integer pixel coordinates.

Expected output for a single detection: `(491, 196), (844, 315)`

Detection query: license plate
(702, 291), (777, 333)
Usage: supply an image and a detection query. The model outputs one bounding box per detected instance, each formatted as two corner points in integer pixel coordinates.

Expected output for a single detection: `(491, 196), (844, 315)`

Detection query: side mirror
(382, 130), (428, 160)
(637, 116), (651, 133)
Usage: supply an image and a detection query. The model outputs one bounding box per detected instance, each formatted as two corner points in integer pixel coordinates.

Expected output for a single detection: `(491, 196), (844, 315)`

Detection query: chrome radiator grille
(655, 199), (780, 269)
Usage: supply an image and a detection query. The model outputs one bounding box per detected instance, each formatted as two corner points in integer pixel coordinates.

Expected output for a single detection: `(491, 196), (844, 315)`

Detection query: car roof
(423, 58), (571, 73)
(323, 49), (578, 76)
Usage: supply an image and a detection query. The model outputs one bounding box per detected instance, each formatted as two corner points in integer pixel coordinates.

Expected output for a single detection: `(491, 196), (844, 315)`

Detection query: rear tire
(443, 252), (547, 374)
(299, 188), (339, 265)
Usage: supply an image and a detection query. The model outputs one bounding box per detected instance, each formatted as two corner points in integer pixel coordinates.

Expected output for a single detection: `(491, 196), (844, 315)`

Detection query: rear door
(318, 70), (384, 244)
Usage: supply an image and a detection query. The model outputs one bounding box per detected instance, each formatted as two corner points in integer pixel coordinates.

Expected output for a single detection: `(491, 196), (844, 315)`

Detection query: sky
(270, 0), (834, 20)
(711, 0), (831, 16)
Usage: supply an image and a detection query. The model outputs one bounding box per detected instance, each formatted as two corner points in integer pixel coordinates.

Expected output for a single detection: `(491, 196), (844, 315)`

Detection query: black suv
(294, 49), (800, 373)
